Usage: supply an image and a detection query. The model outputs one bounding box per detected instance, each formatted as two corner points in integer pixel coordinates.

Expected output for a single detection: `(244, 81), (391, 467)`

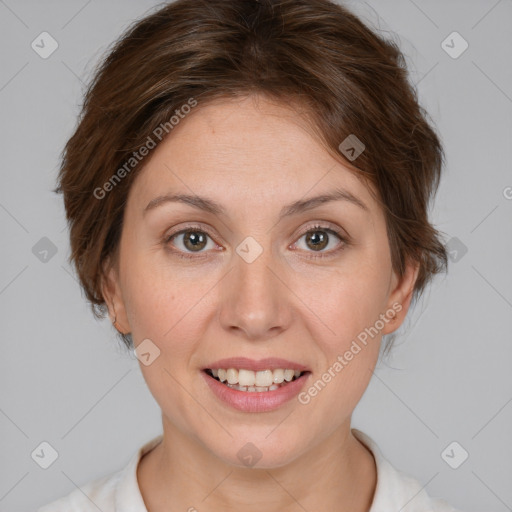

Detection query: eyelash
(163, 223), (349, 261)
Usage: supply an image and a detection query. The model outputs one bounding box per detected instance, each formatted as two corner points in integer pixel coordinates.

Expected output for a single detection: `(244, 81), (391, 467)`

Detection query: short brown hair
(55, 0), (448, 353)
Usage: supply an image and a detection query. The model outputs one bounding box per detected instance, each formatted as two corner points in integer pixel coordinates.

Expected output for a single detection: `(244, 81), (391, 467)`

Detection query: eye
(164, 225), (218, 259)
(291, 224), (347, 258)
(164, 223), (348, 260)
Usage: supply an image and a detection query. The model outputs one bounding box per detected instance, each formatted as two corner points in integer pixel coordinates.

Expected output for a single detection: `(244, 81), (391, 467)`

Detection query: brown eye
(292, 224), (348, 259)
(304, 230), (329, 251)
(165, 228), (215, 256)
(181, 231), (208, 252)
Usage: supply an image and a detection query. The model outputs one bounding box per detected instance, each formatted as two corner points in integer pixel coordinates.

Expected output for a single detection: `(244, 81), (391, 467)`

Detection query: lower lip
(201, 370), (311, 413)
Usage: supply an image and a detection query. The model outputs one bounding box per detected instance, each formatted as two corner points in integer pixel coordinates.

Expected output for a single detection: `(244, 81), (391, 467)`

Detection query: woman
(38, 0), (461, 510)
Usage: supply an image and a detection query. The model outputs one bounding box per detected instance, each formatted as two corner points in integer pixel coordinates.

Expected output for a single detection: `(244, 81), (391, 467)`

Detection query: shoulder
(36, 470), (122, 512)
(352, 429), (465, 512)
(36, 434), (163, 512)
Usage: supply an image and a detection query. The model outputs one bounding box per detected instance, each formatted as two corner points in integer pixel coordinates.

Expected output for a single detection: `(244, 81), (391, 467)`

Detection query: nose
(218, 240), (293, 341)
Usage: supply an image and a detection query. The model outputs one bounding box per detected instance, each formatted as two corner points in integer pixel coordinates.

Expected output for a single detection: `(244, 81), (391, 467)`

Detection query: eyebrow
(143, 186), (369, 220)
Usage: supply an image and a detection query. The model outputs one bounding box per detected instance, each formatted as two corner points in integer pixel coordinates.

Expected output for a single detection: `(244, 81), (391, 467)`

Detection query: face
(103, 94), (418, 468)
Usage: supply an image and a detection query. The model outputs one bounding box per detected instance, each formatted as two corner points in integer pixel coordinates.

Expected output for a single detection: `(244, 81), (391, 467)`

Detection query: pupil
(184, 231), (206, 251)
(307, 231), (328, 251)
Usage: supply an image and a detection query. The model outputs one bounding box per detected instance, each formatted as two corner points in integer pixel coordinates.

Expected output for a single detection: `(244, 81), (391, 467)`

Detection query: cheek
(121, 257), (216, 356)
(312, 260), (391, 343)
(301, 278), (384, 416)
(302, 257), (391, 407)
(316, 289), (382, 392)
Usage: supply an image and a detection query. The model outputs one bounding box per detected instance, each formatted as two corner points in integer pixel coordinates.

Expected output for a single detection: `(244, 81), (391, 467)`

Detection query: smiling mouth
(203, 368), (310, 392)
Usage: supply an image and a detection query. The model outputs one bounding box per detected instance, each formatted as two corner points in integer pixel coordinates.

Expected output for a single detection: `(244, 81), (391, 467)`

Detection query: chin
(204, 428), (306, 470)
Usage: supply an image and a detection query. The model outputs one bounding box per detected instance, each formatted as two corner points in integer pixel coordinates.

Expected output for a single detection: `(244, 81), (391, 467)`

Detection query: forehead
(127, 95), (379, 216)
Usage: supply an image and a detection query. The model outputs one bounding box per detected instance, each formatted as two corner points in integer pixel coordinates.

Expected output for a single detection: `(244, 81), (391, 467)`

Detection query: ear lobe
(381, 259), (420, 335)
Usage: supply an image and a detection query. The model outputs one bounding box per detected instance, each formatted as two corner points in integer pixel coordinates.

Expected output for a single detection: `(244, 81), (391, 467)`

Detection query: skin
(102, 93), (419, 512)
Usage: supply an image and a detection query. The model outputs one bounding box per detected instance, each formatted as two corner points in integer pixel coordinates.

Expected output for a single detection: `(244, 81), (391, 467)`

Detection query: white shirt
(37, 429), (462, 512)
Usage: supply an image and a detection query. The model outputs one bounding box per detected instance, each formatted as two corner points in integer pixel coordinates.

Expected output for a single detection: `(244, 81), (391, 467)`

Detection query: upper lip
(203, 357), (310, 372)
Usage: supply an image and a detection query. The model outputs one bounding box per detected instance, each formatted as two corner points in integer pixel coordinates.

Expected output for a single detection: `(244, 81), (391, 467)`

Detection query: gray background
(1, 0), (511, 511)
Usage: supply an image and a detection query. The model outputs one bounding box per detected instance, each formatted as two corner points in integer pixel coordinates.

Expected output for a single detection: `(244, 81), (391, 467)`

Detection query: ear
(381, 258), (420, 336)
(100, 256), (130, 334)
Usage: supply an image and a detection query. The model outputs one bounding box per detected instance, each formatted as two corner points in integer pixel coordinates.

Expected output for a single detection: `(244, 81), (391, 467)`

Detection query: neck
(138, 417), (377, 512)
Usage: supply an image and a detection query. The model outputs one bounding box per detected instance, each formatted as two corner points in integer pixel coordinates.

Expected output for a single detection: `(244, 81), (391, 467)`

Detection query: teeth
(239, 369), (256, 387)
(226, 368), (238, 384)
(255, 370), (273, 387)
(227, 383), (281, 392)
(284, 369), (294, 382)
(209, 368), (304, 386)
(272, 369), (284, 384)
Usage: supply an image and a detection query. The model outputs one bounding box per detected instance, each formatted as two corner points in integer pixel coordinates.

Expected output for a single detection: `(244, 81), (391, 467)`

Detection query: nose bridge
(235, 235), (275, 289)
(219, 234), (290, 339)
(233, 234), (279, 310)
